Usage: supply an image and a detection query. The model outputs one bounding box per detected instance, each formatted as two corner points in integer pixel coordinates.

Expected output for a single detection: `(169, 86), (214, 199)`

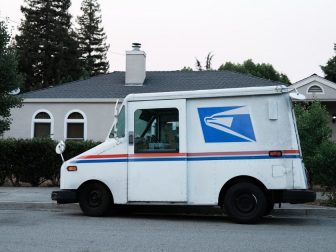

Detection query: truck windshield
(109, 106), (125, 138)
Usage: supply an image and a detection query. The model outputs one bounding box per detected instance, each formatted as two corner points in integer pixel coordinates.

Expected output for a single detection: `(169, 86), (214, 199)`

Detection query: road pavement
(0, 207), (336, 252)
(1, 187), (336, 251)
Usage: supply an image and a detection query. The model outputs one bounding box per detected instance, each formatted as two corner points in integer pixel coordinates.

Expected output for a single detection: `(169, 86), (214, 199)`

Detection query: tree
(77, 0), (109, 77)
(295, 101), (336, 203)
(180, 66), (193, 71)
(219, 59), (291, 84)
(321, 44), (336, 83)
(0, 20), (22, 134)
(15, 0), (83, 91)
(294, 102), (332, 183)
(195, 52), (214, 71)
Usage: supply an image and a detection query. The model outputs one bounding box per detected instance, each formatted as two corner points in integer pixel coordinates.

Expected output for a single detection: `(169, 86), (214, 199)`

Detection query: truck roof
(125, 85), (289, 102)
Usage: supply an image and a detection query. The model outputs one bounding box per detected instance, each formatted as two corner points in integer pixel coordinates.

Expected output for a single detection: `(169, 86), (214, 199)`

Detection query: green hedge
(0, 139), (100, 186)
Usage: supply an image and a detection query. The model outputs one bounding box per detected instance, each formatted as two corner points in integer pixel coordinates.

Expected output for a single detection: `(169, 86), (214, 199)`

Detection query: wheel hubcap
(235, 193), (256, 213)
(88, 190), (102, 207)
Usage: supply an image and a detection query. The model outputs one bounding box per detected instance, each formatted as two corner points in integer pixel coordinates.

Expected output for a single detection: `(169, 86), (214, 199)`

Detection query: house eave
(23, 98), (121, 103)
(293, 75), (336, 90)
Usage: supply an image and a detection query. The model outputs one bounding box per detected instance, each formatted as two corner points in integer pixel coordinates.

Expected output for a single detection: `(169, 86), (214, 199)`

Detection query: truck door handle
(129, 131), (134, 145)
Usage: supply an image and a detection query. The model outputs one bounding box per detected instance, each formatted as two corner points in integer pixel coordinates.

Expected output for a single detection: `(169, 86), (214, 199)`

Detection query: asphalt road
(1, 208), (336, 252)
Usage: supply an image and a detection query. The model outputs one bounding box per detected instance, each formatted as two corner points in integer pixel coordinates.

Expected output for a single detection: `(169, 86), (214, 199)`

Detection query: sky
(0, 0), (336, 82)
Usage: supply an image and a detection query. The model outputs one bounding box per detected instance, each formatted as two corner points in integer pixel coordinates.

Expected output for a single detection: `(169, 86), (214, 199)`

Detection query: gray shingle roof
(21, 71), (285, 99)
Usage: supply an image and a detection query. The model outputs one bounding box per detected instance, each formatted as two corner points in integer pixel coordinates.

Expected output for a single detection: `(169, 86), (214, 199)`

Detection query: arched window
(65, 110), (87, 140)
(32, 110), (54, 139)
(308, 85), (323, 93)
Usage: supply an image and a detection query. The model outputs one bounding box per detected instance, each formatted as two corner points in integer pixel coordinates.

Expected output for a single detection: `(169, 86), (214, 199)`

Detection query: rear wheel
(224, 182), (267, 224)
(79, 182), (112, 217)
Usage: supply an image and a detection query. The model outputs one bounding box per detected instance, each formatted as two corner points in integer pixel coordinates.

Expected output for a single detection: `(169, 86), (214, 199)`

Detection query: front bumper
(282, 190), (316, 204)
(51, 190), (78, 204)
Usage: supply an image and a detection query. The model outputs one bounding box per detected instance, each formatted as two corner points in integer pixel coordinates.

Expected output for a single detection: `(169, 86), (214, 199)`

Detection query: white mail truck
(52, 86), (315, 223)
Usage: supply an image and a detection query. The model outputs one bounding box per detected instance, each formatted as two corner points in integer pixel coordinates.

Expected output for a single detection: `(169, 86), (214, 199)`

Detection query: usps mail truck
(52, 86), (315, 223)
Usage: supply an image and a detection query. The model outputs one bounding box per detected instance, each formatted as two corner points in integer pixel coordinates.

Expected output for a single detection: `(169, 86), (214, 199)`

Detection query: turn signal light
(269, 151), (282, 157)
(67, 166), (77, 172)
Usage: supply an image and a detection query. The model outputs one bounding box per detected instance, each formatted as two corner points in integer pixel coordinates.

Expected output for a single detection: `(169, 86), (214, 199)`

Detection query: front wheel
(79, 182), (113, 217)
(224, 182), (267, 224)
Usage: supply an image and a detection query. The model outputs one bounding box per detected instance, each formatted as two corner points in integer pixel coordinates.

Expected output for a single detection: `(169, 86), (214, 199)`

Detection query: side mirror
(55, 141), (66, 162)
(289, 88), (306, 100)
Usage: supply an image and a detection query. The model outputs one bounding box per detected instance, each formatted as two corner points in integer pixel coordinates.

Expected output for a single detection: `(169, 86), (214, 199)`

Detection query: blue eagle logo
(197, 106), (256, 143)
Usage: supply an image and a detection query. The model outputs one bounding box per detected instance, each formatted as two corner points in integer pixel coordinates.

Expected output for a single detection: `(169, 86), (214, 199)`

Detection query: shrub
(0, 139), (11, 185)
(0, 139), (100, 186)
(63, 140), (101, 160)
(0, 139), (17, 185)
(313, 141), (336, 202)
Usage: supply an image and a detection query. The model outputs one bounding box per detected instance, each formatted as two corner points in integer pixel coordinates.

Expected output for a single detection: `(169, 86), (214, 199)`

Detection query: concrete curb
(1, 202), (336, 218)
(272, 208), (336, 218)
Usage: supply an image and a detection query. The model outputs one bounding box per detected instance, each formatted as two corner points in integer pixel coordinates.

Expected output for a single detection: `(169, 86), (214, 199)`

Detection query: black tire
(224, 182), (267, 224)
(79, 182), (113, 217)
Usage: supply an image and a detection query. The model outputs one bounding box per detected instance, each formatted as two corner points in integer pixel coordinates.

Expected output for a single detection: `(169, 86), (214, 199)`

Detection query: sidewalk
(0, 187), (335, 217)
(0, 187), (69, 211)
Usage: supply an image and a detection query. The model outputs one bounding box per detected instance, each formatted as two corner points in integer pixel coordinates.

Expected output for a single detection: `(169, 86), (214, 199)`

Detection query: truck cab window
(134, 108), (179, 153)
(110, 106), (125, 138)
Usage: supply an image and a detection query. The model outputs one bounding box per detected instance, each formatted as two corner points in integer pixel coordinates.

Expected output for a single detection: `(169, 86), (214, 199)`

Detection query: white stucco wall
(3, 101), (117, 142)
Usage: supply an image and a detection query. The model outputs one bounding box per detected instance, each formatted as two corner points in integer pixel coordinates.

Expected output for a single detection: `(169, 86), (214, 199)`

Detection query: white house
(4, 44), (289, 142)
(292, 74), (336, 140)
